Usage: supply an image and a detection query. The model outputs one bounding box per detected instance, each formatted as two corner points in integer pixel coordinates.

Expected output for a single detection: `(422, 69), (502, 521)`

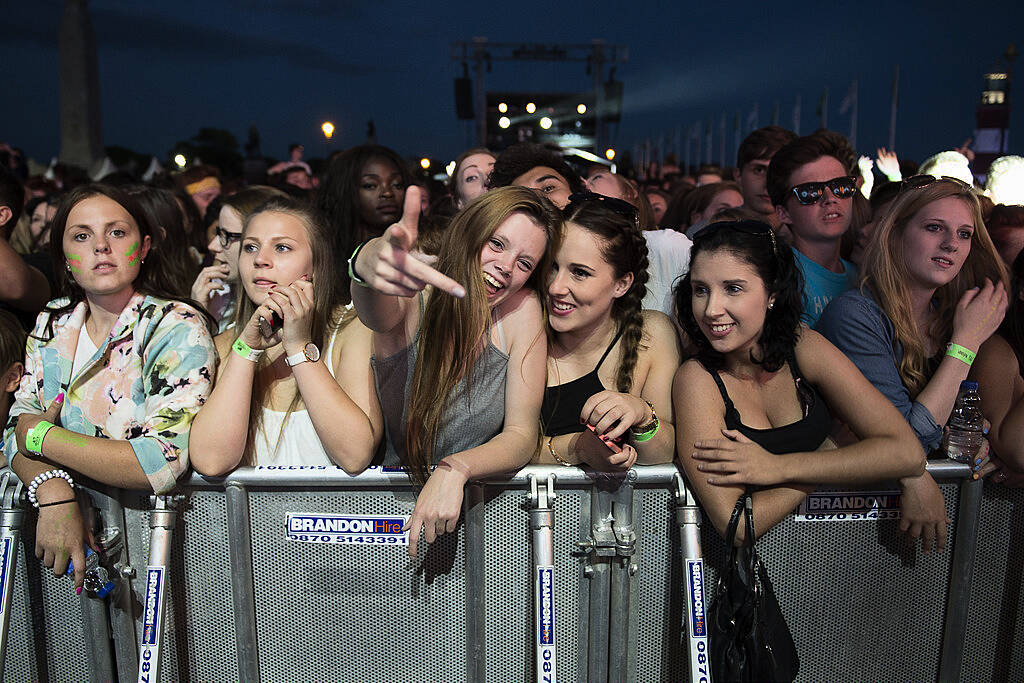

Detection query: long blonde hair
(862, 179), (1007, 396)
(404, 186), (562, 484)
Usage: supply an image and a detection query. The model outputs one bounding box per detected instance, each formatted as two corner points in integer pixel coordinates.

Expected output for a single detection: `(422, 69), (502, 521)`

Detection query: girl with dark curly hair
(672, 220), (922, 541)
(538, 192), (679, 469)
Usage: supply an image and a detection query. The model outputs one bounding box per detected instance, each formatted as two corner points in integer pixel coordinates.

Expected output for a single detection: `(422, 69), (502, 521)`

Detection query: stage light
(499, 116), (511, 129)
(173, 154), (186, 168)
(577, 104), (587, 114)
(605, 148), (616, 160)
(526, 102), (536, 114)
(420, 158), (431, 169)
(498, 102), (508, 113)
(321, 121), (335, 139)
(539, 117), (552, 130)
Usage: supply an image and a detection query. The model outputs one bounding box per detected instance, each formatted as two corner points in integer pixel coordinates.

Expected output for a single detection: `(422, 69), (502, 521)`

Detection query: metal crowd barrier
(0, 459), (1019, 682)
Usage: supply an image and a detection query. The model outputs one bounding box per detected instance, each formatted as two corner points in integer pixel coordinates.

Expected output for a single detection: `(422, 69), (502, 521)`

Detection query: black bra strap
(594, 326), (626, 373)
(698, 360), (742, 428)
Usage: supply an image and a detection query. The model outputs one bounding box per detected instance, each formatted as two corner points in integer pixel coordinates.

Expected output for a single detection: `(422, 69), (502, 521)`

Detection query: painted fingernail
(75, 586), (82, 595)
(972, 473), (980, 480)
(56, 392), (65, 403)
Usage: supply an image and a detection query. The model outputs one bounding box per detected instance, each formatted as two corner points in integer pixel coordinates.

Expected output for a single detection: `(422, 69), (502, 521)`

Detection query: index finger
(394, 250), (466, 299)
(70, 544), (85, 590)
(404, 511), (422, 557)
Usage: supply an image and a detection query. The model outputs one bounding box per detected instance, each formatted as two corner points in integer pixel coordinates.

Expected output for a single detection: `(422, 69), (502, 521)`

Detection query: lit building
(973, 45), (1016, 177)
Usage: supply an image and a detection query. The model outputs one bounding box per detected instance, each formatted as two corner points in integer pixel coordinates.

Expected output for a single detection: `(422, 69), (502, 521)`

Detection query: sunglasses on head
(216, 226), (243, 247)
(788, 176), (858, 205)
(566, 191), (640, 226)
(692, 219), (778, 255)
(897, 174), (975, 194)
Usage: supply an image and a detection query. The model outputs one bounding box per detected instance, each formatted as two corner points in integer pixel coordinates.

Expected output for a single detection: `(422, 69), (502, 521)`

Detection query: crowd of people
(1, 128), (1022, 590)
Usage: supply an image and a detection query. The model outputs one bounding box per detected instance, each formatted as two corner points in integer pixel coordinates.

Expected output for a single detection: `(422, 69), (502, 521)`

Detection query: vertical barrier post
(530, 474), (557, 683)
(225, 482), (260, 683)
(937, 476), (983, 683)
(607, 473), (636, 683)
(464, 483), (487, 682)
(674, 474), (711, 683)
(0, 473), (24, 680)
(583, 487), (614, 683)
(137, 495), (178, 683)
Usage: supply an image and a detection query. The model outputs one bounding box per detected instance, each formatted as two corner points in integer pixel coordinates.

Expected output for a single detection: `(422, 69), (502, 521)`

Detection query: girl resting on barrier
(350, 185), (560, 555)
(970, 248), (1024, 486)
(817, 177), (1008, 550)
(673, 220), (923, 542)
(2, 184), (217, 589)
(537, 192), (679, 470)
(190, 197), (383, 472)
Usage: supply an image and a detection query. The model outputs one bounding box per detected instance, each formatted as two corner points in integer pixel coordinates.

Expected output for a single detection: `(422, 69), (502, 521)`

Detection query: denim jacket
(3, 293), (217, 493)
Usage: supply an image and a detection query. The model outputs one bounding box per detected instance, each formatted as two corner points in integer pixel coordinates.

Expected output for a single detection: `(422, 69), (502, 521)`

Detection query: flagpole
(793, 93), (801, 135)
(889, 65), (899, 150)
(850, 79), (858, 149)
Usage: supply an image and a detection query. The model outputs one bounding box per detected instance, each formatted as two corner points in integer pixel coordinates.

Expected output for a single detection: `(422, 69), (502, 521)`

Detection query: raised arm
(350, 186), (465, 337)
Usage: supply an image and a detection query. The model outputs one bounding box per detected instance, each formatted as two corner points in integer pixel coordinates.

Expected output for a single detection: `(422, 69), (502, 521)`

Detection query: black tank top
(701, 358), (831, 455)
(542, 327), (625, 437)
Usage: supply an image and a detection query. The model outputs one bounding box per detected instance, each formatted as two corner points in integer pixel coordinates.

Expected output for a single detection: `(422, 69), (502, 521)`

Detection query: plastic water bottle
(66, 547), (117, 598)
(946, 380), (984, 463)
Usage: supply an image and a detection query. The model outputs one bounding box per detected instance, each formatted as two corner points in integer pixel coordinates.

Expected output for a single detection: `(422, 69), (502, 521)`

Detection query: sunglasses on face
(788, 176), (858, 205)
(216, 226), (243, 247)
(565, 191), (640, 226)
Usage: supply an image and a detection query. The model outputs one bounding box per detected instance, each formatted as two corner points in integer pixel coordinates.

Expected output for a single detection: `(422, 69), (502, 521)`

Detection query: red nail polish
(75, 586), (82, 595)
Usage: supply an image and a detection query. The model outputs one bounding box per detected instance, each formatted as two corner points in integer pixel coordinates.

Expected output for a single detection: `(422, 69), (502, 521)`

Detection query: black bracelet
(347, 239), (374, 288)
(36, 498), (76, 508)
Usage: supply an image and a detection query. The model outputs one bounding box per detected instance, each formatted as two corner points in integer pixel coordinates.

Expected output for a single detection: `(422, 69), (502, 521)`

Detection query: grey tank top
(370, 296), (509, 467)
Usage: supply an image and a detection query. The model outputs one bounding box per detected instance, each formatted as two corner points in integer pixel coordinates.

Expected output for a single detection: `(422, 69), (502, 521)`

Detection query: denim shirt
(816, 288), (941, 453)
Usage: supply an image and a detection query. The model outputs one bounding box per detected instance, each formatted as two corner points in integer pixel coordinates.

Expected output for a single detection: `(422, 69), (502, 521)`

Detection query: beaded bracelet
(547, 436), (573, 467)
(26, 469), (75, 509)
(946, 343), (976, 367)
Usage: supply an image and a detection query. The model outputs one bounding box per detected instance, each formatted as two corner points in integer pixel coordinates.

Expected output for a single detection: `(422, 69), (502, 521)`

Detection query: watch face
(304, 342), (321, 362)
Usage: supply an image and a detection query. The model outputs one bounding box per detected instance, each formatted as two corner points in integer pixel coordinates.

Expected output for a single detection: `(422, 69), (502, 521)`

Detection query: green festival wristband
(946, 343), (976, 367)
(632, 421), (660, 443)
(26, 421), (56, 455)
(232, 337), (263, 362)
(348, 240), (373, 288)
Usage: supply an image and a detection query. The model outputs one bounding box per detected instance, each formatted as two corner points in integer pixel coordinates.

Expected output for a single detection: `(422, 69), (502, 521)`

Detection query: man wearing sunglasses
(768, 131), (859, 325)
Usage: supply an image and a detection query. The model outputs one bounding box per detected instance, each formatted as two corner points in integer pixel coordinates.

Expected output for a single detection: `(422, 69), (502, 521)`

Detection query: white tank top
(253, 327), (341, 466)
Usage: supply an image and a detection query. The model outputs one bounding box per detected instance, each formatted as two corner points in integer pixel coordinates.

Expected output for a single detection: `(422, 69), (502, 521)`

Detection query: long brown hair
(862, 179), (1007, 396)
(233, 196), (354, 465)
(404, 186), (562, 484)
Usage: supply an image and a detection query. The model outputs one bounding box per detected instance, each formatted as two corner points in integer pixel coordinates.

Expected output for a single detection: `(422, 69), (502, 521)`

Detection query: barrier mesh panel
(482, 487), (588, 683)
(4, 516), (92, 683)
(124, 491), (236, 683)
(961, 482), (1024, 682)
(633, 486), (685, 682)
(247, 489), (465, 683)
(700, 482), (958, 682)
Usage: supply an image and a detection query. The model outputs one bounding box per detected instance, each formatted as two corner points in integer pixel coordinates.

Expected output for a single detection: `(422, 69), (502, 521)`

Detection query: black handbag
(709, 490), (799, 683)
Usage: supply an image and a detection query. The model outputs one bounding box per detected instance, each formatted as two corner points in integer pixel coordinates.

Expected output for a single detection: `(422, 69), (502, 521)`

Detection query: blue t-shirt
(792, 247), (858, 326)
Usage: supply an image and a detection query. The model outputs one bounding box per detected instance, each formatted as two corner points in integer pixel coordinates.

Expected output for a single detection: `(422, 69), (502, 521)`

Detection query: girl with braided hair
(539, 192), (679, 469)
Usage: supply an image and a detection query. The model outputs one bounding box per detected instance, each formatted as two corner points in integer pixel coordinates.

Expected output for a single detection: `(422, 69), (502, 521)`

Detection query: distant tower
(973, 44), (1016, 177)
(59, 0), (103, 169)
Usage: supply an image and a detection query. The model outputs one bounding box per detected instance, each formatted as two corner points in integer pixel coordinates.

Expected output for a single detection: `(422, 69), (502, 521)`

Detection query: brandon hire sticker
(286, 513), (410, 545)
(795, 490), (901, 522)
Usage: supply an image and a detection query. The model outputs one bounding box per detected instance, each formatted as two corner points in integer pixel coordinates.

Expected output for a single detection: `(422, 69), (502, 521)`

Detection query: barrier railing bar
(0, 473), (24, 681)
(136, 496), (177, 683)
(675, 473), (711, 683)
(530, 474), (558, 683)
(608, 475), (635, 683)
(464, 483), (487, 682)
(586, 488), (613, 683)
(225, 483), (260, 683)
(937, 476), (984, 683)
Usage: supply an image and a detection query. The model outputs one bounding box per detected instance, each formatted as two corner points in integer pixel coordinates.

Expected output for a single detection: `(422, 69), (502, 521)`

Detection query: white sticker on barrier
(795, 489), (902, 522)
(138, 565), (165, 683)
(286, 513), (410, 545)
(535, 565), (556, 683)
(684, 559), (710, 683)
(0, 537), (12, 615)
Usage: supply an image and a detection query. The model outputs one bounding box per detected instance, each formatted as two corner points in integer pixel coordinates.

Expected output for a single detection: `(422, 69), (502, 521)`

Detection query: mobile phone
(586, 423), (623, 453)
(258, 312), (282, 339)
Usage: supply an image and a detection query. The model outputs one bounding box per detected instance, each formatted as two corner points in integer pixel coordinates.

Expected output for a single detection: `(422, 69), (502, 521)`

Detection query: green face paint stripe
(65, 254), (82, 263)
(68, 266), (82, 274)
(126, 241), (140, 264)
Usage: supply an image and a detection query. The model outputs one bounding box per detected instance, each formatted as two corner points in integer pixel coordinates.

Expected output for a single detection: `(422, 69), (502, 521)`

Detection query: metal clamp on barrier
(137, 495), (180, 683)
(674, 473), (711, 683)
(0, 472), (24, 681)
(528, 474), (557, 683)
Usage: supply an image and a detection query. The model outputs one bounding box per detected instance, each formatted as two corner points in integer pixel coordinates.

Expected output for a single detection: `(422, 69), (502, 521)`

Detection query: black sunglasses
(216, 226), (243, 247)
(897, 174), (975, 194)
(788, 176), (858, 205)
(692, 219), (778, 255)
(565, 191), (640, 226)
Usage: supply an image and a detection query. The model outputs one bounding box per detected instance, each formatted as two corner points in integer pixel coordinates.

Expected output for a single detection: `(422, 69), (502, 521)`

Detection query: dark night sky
(3, 1), (1022, 169)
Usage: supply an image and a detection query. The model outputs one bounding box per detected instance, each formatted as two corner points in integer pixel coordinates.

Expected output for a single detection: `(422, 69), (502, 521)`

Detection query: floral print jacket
(3, 293), (217, 493)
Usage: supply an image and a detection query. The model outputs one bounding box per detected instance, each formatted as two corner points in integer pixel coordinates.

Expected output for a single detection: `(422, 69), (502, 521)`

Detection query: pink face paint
(65, 254), (83, 274)
(125, 241), (140, 265)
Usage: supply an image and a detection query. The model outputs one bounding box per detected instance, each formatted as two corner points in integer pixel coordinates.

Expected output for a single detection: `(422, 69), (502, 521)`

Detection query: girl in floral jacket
(3, 184), (217, 589)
